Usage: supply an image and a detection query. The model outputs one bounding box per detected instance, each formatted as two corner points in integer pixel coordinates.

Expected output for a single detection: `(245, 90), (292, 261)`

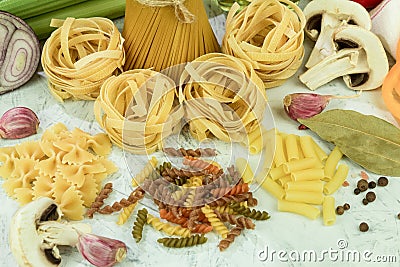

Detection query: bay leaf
(298, 109), (400, 176)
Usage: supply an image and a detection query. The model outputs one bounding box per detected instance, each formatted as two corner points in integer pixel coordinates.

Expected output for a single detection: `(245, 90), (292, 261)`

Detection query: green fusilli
(230, 203), (270, 220)
(157, 234), (207, 248)
(132, 208), (148, 242)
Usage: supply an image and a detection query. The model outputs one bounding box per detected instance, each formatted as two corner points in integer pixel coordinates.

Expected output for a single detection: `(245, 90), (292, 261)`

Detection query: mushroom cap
(334, 25), (389, 90)
(9, 197), (62, 267)
(303, 0), (372, 41)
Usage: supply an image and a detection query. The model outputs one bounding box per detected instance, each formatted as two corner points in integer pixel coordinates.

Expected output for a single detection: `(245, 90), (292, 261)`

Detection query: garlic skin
(283, 93), (330, 121)
(0, 107), (39, 139)
(77, 233), (127, 267)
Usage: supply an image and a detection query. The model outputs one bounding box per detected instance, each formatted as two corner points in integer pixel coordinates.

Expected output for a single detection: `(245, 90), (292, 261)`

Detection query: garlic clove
(77, 233), (127, 267)
(283, 93), (330, 121)
(0, 107), (39, 139)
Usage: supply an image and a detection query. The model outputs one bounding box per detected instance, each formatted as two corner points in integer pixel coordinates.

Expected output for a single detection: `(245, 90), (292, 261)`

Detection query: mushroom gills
(306, 12), (343, 68)
(348, 73), (369, 87)
(40, 204), (59, 222)
(299, 48), (370, 90)
(9, 197), (91, 267)
(44, 247), (62, 265)
(335, 39), (359, 50)
(303, 0), (372, 68)
(305, 14), (322, 40)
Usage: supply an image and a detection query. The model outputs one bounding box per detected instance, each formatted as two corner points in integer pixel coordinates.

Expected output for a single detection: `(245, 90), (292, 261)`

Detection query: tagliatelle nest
(222, 0), (306, 88)
(41, 17), (125, 101)
(178, 53), (267, 143)
(94, 69), (184, 154)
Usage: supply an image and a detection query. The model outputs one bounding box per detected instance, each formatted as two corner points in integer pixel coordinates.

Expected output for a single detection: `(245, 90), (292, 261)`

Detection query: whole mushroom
(303, 0), (371, 68)
(9, 197), (91, 267)
(299, 25), (388, 91)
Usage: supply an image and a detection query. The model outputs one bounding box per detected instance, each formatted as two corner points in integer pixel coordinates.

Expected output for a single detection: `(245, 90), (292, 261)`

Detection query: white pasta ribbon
(222, 0), (306, 88)
(42, 17), (125, 101)
(178, 53), (267, 143)
(94, 69), (184, 154)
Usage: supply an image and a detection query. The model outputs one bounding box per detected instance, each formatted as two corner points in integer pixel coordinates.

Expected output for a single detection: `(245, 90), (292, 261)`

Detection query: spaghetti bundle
(41, 17), (125, 101)
(178, 53), (267, 143)
(222, 0), (306, 88)
(94, 69), (183, 154)
(122, 0), (220, 71)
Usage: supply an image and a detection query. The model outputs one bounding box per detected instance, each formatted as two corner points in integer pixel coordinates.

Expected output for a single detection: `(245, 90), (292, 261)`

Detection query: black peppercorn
(354, 188), (361, 195)
(343, 203), (350, 210)
(336, 206), (345, 215)
(378, 177), (388, 187)
(357, 179), (369, 192)
(366, 192), (376, 202)
(368, 181), (376, 189)
(359, 222), (369, 232)
(362, 198), (368, 205)
(397, 213), (400, 220)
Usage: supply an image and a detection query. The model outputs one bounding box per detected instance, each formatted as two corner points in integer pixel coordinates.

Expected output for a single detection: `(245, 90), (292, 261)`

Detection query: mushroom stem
(299, 48), (369, 90)
(9, 197), (92, 267)
(305, 13), (344, 68)
(38, 221), (92, 247)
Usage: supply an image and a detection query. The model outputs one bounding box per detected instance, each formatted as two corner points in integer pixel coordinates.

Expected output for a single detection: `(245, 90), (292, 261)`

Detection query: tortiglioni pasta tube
(299, 135), (318, 159)
(291, 168), (324, 182)
(236, 157), (254, 184)
(277, 175), (292, 187)
(285, 134), (299, 161)
(269, 165), (286, 180)
(260, 177), (285, 200)
(282, 157), (321, 174)
(277, 200), (320, 220)
(324, 146), (343, 180)
(284, 190), (324, 205)
(274, 134), (287, 167)
(311, 138), (328, 162)
(323, 164), (349, 195)
(284, 180), (324, 193)
(322, 196), (336, 226)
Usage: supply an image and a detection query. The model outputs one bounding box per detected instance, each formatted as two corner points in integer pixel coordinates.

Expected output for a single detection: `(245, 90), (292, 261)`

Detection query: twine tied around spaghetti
(136, 0), (195, 23)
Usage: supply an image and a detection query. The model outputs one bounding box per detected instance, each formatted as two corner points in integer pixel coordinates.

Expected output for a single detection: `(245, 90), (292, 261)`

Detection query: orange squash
(382, 40), (400, 124)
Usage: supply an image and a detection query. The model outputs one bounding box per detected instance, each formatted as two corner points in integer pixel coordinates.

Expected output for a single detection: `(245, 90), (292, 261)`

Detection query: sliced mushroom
(303, 0), (371, 68)
(299, 25), (388, 91)
(9, 197), (91, 267)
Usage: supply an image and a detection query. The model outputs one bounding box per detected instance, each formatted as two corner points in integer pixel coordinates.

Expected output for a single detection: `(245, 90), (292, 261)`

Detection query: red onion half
(0, 11), (40, 94)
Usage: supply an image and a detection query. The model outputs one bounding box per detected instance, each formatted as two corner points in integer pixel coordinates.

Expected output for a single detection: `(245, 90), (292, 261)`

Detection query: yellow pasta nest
(41, 17), (125, 101)
(179, 53), (267, 143)
(222, 0), (306, 88)
(94, 69), (183, 154)
(0, 123), (117, 220)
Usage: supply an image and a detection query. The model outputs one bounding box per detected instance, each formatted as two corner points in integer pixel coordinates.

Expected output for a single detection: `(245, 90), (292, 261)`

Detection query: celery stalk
(0, 0), (89, 19)
(25, 0), (126, 40)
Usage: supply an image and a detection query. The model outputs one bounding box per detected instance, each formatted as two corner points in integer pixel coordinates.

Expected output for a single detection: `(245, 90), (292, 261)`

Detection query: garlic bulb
(283, 93), (330, 121)
(77, 233), (127, 267)
(283, 92), (360, 121)
(0, 107), (39, 139)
